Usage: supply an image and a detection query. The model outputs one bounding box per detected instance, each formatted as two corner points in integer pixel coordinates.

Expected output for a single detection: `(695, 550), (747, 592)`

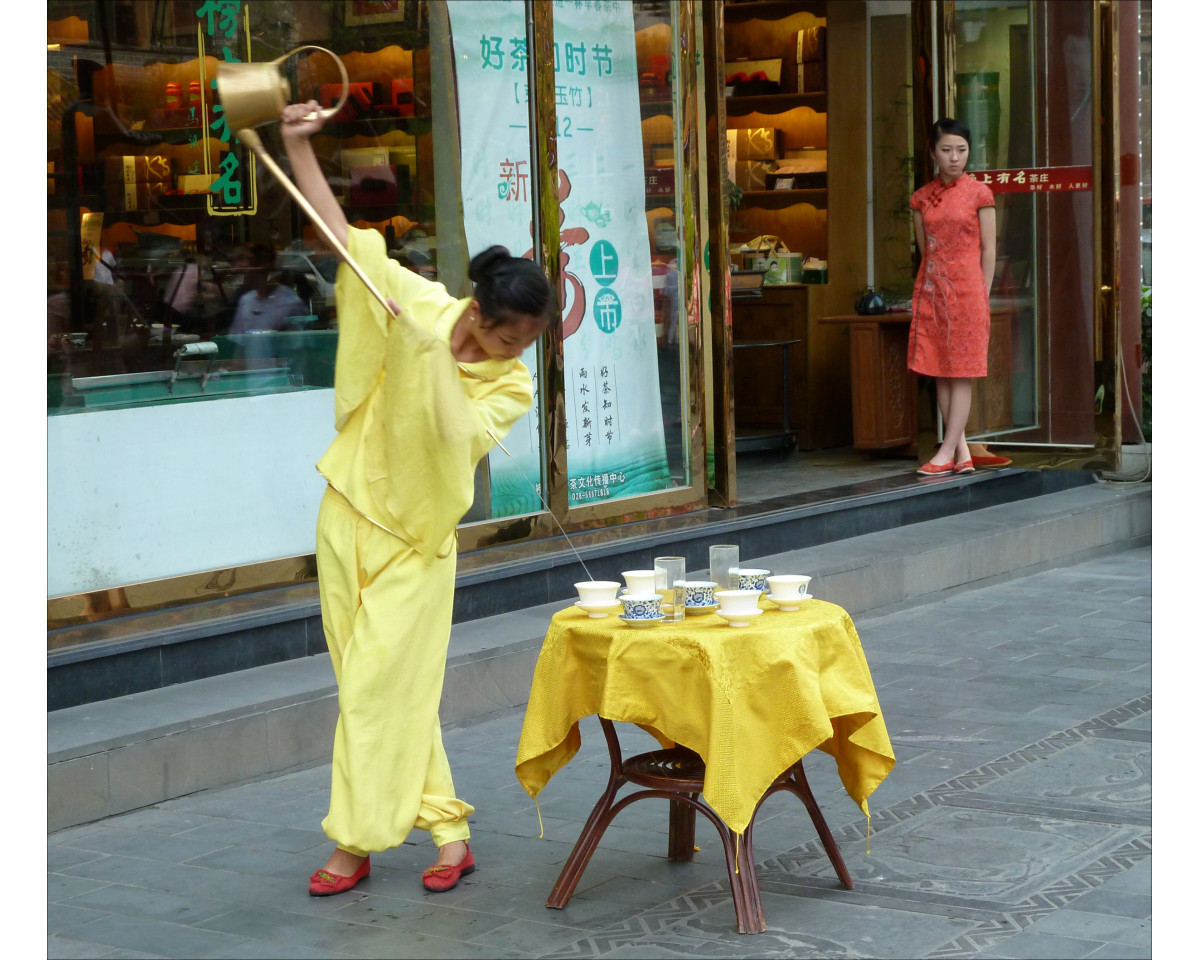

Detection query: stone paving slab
(47, 546), (1152, 959)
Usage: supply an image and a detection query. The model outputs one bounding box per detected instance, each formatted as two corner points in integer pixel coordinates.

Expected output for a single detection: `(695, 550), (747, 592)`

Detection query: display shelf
(47, 41), (199, 69)
(724, 1), (826, 23)
(725, 92), (827, 115)
(103, 128), (207, 147)
(740, 189), (827, 208)
(340, 201), (432, 222)
(318, 115), (432, 138)
(96, 202), (211, 226)
(640, 98), (673, 119)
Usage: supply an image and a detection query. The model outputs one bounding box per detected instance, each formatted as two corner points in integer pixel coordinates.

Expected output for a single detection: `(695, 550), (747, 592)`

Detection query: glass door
(928, 0), (1122, 469)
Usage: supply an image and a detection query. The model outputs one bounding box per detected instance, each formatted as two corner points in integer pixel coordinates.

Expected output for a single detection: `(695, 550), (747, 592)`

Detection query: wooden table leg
(715, 822), (765, 935)
(668, 797), (697, 861)
(546, 718), (627, 909)
(738, 826), (767, 933)
(789, 760), (854, 889)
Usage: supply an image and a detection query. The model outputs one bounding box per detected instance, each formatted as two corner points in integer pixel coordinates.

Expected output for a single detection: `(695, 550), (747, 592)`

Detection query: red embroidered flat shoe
(308, 856), (370, 896)
(953, 458), (976, 474)
(916, 460), (955, 476)
(422, 845), (475, 893)
(972, 454), (1013, 468)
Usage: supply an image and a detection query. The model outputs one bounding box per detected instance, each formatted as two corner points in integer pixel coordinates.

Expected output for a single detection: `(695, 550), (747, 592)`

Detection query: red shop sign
(970, 166), (1093, 193)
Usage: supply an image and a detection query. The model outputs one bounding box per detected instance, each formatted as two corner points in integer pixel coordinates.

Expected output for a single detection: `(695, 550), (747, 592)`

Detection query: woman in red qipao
(908, 117), (997, 475)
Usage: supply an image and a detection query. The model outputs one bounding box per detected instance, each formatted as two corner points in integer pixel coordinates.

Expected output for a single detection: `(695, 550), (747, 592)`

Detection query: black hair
(929, 117), (972, 150)
(467, 245), (555, 328)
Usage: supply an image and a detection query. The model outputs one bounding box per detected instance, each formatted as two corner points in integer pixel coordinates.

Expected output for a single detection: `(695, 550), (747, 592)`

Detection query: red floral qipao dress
(908, 174), (995, 377)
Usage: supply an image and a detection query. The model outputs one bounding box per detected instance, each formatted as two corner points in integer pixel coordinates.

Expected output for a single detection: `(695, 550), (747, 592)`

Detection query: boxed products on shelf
(104, 154), (174, 210)
(789, 25), (827, 93)
(796, 61), (826, 93)
(731, 127), (784, 160)
(105, 155), (172, 184)
(778, 252), (807, 282)
(105, 180), (170, 210)
(768, 149), (828, 189)
(795, 26), (826, 62)
(178, 173), (218, 194)
(732, 160), (773, 191)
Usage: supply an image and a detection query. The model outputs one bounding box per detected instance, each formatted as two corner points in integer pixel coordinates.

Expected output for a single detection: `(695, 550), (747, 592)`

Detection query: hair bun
(468, 245), (512, 283)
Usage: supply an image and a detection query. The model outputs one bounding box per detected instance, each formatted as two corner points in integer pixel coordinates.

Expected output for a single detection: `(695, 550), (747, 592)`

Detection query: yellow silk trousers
(315, 486), (473, 856)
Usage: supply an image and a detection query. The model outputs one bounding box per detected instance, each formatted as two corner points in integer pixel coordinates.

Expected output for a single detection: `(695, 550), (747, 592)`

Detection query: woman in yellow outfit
(280, 101), (554, 896)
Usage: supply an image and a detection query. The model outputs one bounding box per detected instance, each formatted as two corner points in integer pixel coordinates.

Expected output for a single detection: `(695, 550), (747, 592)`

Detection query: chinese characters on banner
(196, 0), (257, 215)
(969, 165), (1093, 194)
(448, 0), (670, 517)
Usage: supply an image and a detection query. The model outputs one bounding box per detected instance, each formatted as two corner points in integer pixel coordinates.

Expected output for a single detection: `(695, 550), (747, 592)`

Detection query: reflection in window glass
(47, 1), (454, 413)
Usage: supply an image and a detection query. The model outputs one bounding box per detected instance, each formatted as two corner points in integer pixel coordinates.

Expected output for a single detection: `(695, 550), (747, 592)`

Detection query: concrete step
(48, 468), (1091, 710)
(48, 479), (1150, 832)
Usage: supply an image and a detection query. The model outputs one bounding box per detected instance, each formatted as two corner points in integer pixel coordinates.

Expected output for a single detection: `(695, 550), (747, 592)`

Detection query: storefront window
(47, 0), (701, 619)
(47, 1), (450, 409)
(46, 0), (536, 604)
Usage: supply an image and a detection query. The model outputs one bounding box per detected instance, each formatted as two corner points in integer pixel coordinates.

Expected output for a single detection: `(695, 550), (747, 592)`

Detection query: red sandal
(422, 845), (475, 893)
(916, 460), (955, 476)
(308, 856), (370, 896)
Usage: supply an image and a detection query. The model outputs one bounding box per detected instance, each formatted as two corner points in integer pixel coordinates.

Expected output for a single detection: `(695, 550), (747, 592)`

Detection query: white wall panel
(48, 390), (336, 597)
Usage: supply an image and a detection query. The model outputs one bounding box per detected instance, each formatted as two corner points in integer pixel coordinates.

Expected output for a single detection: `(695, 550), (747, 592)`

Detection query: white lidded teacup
(575, 580), (621, 606)
(767, 575), (811, 601)
(715, 589), (761, 616)
(621, 569), (658, 595)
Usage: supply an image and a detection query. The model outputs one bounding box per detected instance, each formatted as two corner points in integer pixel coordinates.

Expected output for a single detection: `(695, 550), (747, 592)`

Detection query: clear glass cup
(709, 544), (740, 592)
(654, 556), (686, 622)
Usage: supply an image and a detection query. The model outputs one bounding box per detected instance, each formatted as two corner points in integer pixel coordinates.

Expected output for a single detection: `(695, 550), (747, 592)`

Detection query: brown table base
(546, 718), (853, 934)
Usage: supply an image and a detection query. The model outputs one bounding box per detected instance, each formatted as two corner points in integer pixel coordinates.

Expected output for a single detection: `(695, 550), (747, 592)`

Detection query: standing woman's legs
(931, 376), (973, 463)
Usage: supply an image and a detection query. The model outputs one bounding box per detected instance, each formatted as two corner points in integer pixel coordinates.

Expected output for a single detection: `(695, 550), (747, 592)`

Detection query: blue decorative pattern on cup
(682, 581), (717, 608)
(736, 568), (770, 592)
(621, 594), (662, 620)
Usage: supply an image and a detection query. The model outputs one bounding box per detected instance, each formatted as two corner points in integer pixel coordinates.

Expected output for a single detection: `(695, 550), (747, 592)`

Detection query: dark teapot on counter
(854, 287), (887, 315)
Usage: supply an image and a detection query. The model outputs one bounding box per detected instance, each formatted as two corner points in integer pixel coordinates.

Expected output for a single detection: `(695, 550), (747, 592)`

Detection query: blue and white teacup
(680, 580), (717, 608)
(736, 568), (770, 592)
(621, 593), (662, 620)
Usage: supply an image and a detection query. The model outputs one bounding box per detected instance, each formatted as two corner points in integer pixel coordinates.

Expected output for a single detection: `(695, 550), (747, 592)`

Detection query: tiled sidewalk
(47, 547), (1151, 959)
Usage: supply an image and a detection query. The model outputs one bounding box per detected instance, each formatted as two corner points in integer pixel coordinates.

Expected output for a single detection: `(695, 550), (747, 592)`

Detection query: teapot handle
(277, 45), (351, 122)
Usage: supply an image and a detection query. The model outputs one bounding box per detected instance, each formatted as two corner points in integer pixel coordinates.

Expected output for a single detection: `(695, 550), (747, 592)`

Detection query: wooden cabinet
(819, 313), (918, 450)
(733, 287), (852, 450)
(821, 309), (1015, 451)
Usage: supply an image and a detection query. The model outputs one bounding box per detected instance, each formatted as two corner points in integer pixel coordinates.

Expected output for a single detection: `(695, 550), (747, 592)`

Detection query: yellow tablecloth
(515, 599), (895, 836)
